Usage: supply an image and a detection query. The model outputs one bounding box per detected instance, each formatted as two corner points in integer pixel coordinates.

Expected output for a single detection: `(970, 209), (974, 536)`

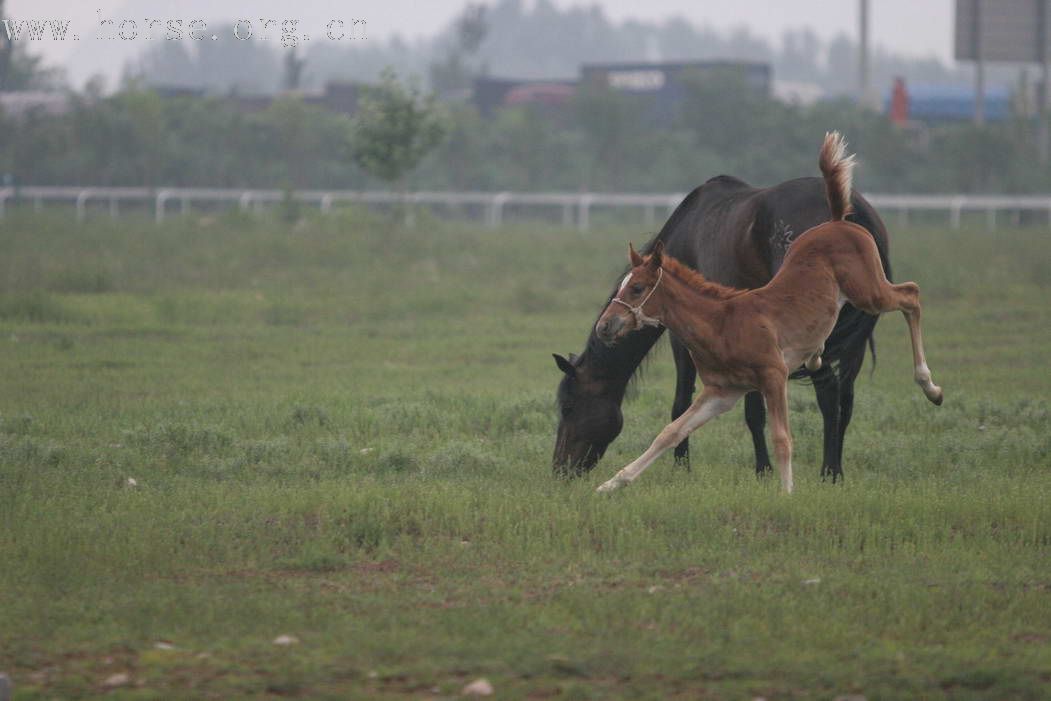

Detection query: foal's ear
(629, 243), (644, 267)
(650, 240), (664, 266)
(553, 353), (576, 377)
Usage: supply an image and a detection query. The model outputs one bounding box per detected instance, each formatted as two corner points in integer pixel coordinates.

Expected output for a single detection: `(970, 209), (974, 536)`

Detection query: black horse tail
(819, 131), (856, 222)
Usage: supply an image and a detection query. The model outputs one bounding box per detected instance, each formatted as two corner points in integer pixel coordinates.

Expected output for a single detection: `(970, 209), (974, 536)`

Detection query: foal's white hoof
(596, 477), (627, 493)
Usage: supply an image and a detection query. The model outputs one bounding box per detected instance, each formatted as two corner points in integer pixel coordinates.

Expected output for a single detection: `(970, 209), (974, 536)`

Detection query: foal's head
(595, 242), (665, 345)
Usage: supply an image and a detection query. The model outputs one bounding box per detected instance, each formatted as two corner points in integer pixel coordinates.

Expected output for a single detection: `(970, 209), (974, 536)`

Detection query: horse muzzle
(595, 315), (626, 345)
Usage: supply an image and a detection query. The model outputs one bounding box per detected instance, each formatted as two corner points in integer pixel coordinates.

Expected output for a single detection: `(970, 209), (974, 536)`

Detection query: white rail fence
(1, 187), (1050, 231)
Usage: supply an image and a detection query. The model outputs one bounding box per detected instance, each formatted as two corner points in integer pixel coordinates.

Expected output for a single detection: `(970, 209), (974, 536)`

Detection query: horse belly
(781, 291), (846, 368)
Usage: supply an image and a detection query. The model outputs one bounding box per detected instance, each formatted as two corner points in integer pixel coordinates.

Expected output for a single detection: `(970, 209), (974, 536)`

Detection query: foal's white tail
(819, 131), (856, 221)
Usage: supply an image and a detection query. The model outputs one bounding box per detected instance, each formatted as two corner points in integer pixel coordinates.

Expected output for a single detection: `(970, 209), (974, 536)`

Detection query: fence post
(577, 194), (593, 232)
(155, 189), (170, 224)
(239, 191), (253, 213)
(404, 193), (418, 228)
(109, 196), (119, 219)
(986, 207), (996, 232)
(561, 201), (573, 228)
(950, 196), (963, 229)
(0, 190), (7, 219)
(75, 189), (93, 224)
(487, 192), (509, 228)
(320, 194), (332, 214)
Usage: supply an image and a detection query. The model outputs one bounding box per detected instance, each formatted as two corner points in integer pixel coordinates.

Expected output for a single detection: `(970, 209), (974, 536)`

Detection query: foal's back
(777, 220), (893, 314)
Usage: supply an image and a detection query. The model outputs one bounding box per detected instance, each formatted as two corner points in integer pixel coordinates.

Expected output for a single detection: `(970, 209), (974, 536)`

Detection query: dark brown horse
(553, 142), (892, 481)
(591, 133), (941, 493)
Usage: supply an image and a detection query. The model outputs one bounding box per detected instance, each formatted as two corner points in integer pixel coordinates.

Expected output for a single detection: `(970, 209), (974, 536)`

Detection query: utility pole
(973, 0), (985, 125)
(0, 0), (12, 91)
(859, 0), (872, 108)
(1039, 0), (1050, 164)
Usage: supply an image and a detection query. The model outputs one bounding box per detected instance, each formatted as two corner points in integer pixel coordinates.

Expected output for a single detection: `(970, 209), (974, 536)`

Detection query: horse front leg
(761, 371), (794, 494)
(812, 365), (842, 482)
(597, 388), (743, 493)
(744, 391), (772, 477)
(670, 336), (697, 470)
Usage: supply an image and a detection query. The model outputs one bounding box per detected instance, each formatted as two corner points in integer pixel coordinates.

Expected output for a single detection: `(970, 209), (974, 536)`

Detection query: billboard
(955, 0), (1051, 63)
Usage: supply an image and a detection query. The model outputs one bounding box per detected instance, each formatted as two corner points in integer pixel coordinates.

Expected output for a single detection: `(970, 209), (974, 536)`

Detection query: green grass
(1, 209), (1049, 700)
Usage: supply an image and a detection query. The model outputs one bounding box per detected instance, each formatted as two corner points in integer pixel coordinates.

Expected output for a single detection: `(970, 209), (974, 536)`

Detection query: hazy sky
(8, 0), (955, 88)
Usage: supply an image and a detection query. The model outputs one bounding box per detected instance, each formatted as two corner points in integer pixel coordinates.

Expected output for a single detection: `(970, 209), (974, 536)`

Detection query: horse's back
(661, 175), (882, 284)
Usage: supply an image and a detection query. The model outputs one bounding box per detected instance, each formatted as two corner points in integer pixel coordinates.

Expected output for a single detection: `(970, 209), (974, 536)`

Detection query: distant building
(772, 80), (825, 106)
(151, 86), (207, 99)
(149, 81), (362, 117)
(474, 61), (771, 123)
(580, 60), (771, 124)
(0, 91), (70, 118)
(884, 81), (1012, 123)
(239, 81), (362, 116)
(473, 76), (577, 116)
(304, 82), (360, 116)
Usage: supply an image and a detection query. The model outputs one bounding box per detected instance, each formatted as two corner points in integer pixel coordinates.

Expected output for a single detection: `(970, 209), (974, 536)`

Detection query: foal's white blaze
(618, 272), (633, 292)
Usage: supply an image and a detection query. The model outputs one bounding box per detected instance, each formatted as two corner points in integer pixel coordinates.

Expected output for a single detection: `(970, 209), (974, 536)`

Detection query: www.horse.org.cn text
(0, 14), (367, 49)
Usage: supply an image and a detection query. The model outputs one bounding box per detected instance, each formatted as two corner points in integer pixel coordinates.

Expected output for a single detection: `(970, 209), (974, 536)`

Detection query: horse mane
(575, 186), (715, 389)
(659, 256), (747, 301)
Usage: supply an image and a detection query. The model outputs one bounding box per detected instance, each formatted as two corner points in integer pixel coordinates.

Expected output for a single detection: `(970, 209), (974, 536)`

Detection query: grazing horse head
(595, 241), (666, 346)
(552, 352), (624, 477)
(553, 242), (668, 477)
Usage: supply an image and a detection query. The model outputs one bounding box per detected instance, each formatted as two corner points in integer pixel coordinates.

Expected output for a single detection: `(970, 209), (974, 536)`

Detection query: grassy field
(1, 208), (1049, 700)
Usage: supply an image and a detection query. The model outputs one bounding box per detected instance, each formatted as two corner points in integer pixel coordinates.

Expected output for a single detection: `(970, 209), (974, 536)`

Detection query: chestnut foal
(593, 132), (943, 494)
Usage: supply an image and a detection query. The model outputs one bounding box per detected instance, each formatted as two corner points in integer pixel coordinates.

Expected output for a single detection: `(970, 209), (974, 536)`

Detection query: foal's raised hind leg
(851, 281), (943, 405)
(895, 283), (943, 404)
(596, 387), (743, 493)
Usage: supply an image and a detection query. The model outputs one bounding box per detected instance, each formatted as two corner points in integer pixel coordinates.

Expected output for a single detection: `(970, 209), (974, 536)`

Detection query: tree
(351, 68), (447, 193)
(429, 4), (488, 97)
(0, 0), (65, 92)
(572, 84), (644, 190)
(0, 0), (11, 89)
(283, 49), (306, 92)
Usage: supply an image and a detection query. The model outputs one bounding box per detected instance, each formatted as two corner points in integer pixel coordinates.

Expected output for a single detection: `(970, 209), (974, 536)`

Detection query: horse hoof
(928, 386), (944, 406)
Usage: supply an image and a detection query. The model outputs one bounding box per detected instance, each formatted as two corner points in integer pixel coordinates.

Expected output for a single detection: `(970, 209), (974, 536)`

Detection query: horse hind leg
(894, 283), (943, 405)
(849, 280), (943, 406)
